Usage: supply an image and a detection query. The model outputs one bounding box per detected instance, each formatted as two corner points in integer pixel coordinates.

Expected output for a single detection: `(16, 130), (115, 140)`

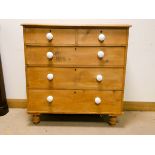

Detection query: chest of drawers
(22, 24), (131, 125)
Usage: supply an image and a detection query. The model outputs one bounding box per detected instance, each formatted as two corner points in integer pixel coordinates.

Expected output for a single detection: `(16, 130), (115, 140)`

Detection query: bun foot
(32, 114), (40, 124)
(108, 115), (117, 126)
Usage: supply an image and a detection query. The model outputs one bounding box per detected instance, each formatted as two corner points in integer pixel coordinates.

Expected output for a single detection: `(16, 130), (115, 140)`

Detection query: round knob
(47, 73), (54, 80)
(46, 32), (53, 41)
(98, 50), (104, 59)
(95, 97), (101, 105)
(47, 51), (53, 59)
(47, 96), (53, 103)
(96, 74), (103, 82)
(98, 33), (105, 42)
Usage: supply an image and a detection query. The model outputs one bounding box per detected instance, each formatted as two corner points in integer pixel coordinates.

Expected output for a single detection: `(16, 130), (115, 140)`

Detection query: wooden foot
(108, 115), (117, 126)
(32, 114), (40, 124)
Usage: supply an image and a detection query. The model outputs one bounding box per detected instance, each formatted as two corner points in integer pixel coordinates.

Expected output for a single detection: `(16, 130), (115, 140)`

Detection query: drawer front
(24, 28), (76, 45)
(77, 29), (127, 45)
(26, 46), (125, 67)
(27, 67), (124, 90)
(28, 89), (122, 114)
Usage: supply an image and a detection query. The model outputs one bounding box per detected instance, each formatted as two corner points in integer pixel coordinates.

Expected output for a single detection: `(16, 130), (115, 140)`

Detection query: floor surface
(0, 109), (155, 135)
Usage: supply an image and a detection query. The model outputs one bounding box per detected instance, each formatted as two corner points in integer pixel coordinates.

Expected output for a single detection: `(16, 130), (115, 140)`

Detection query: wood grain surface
(28, 89), (122, 114)
(27, 67), (124, 90)
(25, 46), (125, 67)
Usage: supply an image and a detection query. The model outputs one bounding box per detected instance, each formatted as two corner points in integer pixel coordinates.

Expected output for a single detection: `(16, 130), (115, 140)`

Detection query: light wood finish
(7, 99), (155, 111)
(27, 67), (124, 90)
(28, 89), (122, 114)
(77, 29), (127, 45)
(25, 44), (128, 47)
(23, 24), (131, 125)
(108, 115), (117, 126)
(25, 46), (125, 67)
(32, 114), (40, 124)
(24, 28), (76, 45)
(22, 24), (131, 28)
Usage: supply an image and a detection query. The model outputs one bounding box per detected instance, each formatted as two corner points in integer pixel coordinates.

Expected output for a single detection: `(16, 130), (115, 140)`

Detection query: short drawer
(27, 67), (124, 90)
(24, 28), (76, 45)
(77, 29), (127, 45)
(25, 46), (125, 67)
(28, 89), (123, 114)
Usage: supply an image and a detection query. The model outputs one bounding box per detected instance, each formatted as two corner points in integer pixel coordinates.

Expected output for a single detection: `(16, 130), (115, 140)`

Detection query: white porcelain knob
(96, 74), (103, 82)
(47, 96), (53, 103)
(95, 97), (101, 105)
(47, 73), (54, 80)
(46, 32), (53, 41)
(98, 51), (104, 59)
(47, 51), (53, 59)
(98, 33), (105, 42)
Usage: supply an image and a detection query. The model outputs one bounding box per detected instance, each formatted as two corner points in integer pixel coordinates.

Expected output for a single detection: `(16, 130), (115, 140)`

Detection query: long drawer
(25, 46), (125, 67)
(28, 89), (123, 114)
(27, 67), (124, 90)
